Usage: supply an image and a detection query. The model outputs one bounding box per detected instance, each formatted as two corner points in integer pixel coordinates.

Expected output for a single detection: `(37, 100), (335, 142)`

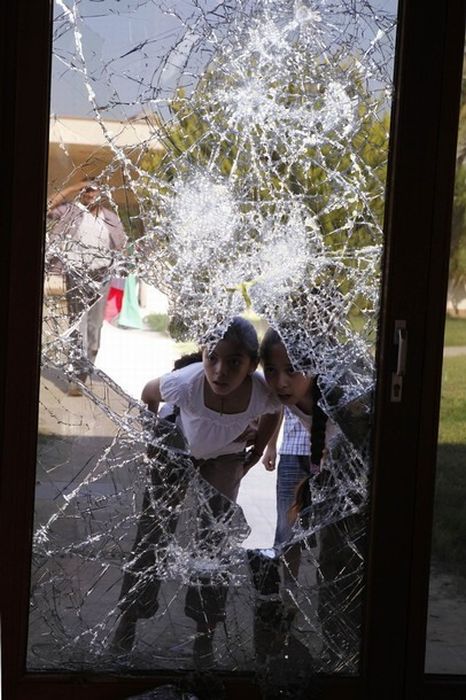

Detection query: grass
(432, 445), (466, 580)
(444, 317), (466, 346)
(437, 355), (466, 443)
(144, 313), (169, 334)
(431, 354), (466, 580)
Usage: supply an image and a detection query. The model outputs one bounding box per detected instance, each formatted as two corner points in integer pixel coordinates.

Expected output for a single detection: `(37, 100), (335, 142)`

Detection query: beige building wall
(48, 115), (164, 209)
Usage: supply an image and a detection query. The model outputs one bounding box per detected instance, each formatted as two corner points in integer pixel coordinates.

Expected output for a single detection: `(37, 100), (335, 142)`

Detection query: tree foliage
(449, 52), (466, 294)
(140, 79), (389, 240)
(134, 34), (395, 334)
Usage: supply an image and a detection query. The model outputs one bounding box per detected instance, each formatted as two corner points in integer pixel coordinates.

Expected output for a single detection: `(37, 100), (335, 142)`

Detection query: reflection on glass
(425, 39), (466, 673)
(30, 0), (397, 690)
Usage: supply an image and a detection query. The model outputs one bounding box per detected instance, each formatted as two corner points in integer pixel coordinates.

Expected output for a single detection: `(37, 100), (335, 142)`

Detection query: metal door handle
(391, 320), (407, 402)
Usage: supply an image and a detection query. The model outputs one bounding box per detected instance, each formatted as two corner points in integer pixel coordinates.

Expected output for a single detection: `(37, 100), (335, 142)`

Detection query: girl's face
(202, 339), (257, 396)
(262, 343), (312, 408)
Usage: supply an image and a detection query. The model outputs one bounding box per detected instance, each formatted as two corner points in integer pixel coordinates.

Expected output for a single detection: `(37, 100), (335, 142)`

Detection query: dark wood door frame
(404, 2), (466, 698)
(1, 1), (465, 698)
(366, 3), (466, 699)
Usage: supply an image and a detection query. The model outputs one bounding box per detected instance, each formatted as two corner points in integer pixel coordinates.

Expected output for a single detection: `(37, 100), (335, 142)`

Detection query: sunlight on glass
(30, 1), (397, 693)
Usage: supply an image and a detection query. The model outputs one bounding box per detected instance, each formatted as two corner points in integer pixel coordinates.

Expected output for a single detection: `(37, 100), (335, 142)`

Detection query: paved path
(426, 569), (466, 674)
(95, 321), (179, 397)
(443, 345), (466, 357)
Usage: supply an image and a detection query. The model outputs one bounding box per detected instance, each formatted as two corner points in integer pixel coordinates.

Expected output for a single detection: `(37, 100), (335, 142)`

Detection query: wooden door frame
(1, 1), (465, 698)
(403, 2), (466, 698)
(365, 3), (466, 700)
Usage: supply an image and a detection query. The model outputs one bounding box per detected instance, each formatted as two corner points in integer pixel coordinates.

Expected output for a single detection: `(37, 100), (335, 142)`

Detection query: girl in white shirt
(113, 317), (280, 666)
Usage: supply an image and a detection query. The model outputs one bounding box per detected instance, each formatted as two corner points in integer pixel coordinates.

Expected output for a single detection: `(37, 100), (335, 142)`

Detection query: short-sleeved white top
(159, 362), (280, 459)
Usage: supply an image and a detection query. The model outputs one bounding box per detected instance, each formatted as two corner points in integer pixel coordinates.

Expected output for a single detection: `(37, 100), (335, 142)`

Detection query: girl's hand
(262, 445), (277, 471)
(235, 418), (259, 446)
(243, 447), (263, 475)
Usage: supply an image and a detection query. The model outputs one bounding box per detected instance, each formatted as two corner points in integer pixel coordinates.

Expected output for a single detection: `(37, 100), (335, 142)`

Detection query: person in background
(48, 177), (127, 395)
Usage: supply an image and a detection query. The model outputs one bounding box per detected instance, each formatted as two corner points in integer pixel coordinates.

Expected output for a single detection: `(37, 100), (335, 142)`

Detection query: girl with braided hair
(259, 328), (331, 579)
(259, 327), (368, 671)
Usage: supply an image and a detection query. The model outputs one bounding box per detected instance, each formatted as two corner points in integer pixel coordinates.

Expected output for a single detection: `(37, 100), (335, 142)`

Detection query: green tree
(138, 59), (390, 321)
(448, 53), (466, 307)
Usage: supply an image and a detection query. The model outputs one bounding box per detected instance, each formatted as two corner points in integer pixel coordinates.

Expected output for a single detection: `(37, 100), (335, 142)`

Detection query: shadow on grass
(432, 444), (466, 580)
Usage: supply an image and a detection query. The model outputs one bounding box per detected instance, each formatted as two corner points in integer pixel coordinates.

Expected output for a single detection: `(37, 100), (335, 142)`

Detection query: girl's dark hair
(173, 317), (259, 371)
(290, 380), (328, 520)
(310, 377), (327, 467)
(205, 316), (259, 360)
(173, 351), (203, 370)
(259, 327), (282, 363)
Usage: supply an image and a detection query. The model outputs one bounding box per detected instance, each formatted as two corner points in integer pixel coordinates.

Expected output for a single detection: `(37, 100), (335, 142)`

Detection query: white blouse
(159, 363), (280, 459)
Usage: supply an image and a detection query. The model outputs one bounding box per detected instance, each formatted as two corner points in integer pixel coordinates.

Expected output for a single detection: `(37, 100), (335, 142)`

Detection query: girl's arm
(261, 408), (283, 471)
(141, 378), (163, 459)
(141, 377), (162, 414)
(48, 179), (89, 211)
(243, 411), (282, 472)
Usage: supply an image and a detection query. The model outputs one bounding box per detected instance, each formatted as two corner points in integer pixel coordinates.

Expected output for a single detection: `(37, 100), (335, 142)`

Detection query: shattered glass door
(29, 0), (398, 692)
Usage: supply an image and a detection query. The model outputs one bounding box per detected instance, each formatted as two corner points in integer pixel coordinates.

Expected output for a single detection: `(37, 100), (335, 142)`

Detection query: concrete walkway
(443, 345), (466, 357)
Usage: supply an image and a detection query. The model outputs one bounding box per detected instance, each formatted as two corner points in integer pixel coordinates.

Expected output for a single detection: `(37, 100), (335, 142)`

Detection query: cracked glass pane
(29, 0), (397, 692)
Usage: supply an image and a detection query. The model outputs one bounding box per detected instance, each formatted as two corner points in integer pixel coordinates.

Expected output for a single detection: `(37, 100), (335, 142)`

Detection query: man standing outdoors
(48, 178), (127, 395)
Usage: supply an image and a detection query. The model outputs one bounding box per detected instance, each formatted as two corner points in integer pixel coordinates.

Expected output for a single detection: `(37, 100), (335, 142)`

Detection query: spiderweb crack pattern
(32, 0), (396, 684)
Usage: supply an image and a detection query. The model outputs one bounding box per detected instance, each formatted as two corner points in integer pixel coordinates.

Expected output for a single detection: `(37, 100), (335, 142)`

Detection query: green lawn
(432, 354), (466, 580)
(444, 317), (466, 346)
(144, 313), (169, 334)
(437, 355), (466, 443)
